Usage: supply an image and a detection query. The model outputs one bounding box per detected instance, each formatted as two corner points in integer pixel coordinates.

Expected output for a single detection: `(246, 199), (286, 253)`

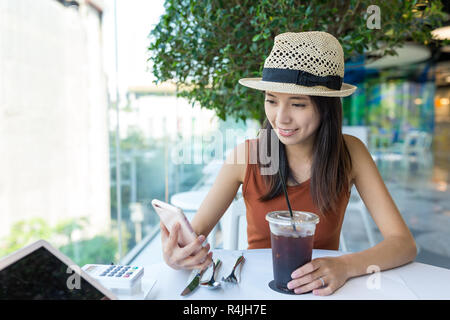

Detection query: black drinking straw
(278, 169), (297, 231)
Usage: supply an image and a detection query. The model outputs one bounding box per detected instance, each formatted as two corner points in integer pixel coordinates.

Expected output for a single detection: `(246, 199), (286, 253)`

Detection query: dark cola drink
(266, 211), (319, 293)
(270, 232), (314, 292)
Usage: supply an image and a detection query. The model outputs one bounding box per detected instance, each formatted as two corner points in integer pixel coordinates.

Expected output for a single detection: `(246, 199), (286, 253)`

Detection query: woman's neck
(284, 137), (314, 166)
(285, 143), (313, 186)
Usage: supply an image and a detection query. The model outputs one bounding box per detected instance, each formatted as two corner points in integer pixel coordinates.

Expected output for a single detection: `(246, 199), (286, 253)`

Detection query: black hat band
(262, 68), (343, 91)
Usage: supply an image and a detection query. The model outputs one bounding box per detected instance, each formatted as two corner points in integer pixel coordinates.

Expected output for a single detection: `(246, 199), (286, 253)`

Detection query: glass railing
(108, 92), (258, 263)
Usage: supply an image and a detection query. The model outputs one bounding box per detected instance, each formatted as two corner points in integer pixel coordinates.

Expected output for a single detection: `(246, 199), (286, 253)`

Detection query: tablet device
(0, 239), (117, 300)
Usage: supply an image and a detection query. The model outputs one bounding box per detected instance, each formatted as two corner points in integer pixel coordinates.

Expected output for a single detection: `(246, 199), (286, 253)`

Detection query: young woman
(160, 31), (417, 296)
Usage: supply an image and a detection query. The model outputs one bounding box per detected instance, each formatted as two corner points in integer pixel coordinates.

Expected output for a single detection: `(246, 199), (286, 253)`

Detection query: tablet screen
(0, 247), (109, 300)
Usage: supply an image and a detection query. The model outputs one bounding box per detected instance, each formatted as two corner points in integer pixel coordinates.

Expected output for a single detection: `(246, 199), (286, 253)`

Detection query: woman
(160, 31), (417, 296)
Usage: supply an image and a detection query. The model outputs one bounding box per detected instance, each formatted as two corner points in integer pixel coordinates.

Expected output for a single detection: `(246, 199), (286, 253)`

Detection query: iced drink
(266, 211), (319, 292)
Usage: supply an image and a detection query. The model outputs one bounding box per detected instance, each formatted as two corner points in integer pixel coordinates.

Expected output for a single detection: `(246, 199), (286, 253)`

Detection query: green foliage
(0, 218), (53, 256)
(148, 0), (449, 124)
(59, 235), (118, 266)
(54, 217), (89, 239)
(0, 217), (120, 266)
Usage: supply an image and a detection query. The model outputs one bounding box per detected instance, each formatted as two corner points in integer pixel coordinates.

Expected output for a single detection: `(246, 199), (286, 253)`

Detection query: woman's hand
(161, 222), (213, 271)
(287, 256), (350, 296)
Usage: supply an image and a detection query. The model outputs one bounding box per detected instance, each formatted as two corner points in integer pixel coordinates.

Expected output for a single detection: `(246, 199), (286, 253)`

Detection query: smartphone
(151, 199), (198, 247)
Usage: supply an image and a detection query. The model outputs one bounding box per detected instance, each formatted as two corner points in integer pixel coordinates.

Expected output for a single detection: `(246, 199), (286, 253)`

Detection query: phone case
(151, 199), (197, 246)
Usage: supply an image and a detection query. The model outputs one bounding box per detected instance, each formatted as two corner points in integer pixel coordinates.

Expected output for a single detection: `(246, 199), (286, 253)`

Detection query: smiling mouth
(278, 128), (299, 137)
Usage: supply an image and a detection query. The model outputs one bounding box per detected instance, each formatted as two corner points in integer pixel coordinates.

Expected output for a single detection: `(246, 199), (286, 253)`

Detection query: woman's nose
(277, 103), (292, 124)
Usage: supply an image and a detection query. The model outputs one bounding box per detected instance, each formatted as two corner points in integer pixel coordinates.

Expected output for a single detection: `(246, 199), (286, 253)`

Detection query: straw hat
(239, 31), (357, 97)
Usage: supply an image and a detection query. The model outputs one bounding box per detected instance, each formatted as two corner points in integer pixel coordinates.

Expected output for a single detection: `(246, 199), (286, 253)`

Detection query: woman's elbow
(399, 231), (418, 263)
(409, 238), (418, 262)
(403, 236), (418, 263)
(393, 234), (417, 263)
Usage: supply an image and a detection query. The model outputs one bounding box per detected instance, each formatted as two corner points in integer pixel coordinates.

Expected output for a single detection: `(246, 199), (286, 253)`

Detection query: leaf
(252, 34), (262, 42)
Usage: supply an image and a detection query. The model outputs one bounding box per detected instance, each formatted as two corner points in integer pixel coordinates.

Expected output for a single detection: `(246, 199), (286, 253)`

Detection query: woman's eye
(265, 100), (305, 107)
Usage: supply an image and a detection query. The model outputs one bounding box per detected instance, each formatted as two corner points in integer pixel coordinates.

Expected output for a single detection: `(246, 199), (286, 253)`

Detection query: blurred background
(1, 0), (449, 269)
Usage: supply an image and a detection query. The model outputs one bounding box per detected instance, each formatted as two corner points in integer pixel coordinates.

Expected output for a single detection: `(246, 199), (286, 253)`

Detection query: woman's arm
(191, 141), (247, 237)
(161, 141), (247, 270)
(288, 135), (417, 295)
(338, 135), (417, 277)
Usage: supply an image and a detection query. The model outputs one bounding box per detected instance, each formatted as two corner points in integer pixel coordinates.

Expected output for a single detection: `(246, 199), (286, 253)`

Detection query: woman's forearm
(339, 235), (417, 279)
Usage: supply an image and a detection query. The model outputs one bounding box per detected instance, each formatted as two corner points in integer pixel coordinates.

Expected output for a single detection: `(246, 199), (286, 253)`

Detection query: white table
(135, 249), (450, 300)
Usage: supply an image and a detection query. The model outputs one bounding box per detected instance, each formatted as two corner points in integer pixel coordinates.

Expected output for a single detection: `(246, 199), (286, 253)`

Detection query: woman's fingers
(312, 284), (334, 296)
(160, 222), (214, 271)
(287, 257), (348, 295)
(167, 222), (180, 249)
(291, 259), (321, 278)
(161, 222), (212, 270)
(293, 275), (328, 294)
(188, 251), (213, 270)
(160, 222), (169, 242)
(162, 222), (180, 267)
(287, 268), (322, 290)
(198, 252), (214, 270)
(181, 243), (212, 269)
(181, 234), (206, 257)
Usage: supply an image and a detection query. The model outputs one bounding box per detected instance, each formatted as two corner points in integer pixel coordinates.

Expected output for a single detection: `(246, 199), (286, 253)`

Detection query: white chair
(221, 195), (247, 250)
(341, 126), (377, 251)
(373, 129), (433, 170)
(394, 130), (432, 156)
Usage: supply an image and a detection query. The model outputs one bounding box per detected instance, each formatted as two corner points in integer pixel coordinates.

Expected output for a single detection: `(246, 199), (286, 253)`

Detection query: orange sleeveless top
(242, 139), (350, 250)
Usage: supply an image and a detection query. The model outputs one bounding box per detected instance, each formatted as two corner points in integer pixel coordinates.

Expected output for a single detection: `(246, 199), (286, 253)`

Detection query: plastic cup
(265, 211), (320, 292)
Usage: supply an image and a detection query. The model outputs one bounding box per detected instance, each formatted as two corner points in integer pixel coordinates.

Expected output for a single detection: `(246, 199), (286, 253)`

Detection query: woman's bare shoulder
(343, 133), (369, 154)
(343, 134), (372, 181)
(343, 133), (364, 148)
(225, 139), (255, 184)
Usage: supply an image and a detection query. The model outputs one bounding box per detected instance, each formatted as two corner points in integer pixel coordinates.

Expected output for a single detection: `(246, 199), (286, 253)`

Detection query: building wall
(0, 0), (110, 238)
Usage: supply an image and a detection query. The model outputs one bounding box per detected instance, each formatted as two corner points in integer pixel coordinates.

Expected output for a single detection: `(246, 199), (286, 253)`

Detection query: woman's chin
(277, 135), (301, 145)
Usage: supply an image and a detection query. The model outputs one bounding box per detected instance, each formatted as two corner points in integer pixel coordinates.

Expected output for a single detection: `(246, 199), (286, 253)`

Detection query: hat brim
(238, 78), (357, 97)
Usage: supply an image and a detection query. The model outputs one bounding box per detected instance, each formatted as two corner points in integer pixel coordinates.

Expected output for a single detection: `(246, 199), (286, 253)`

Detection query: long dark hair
(257, 95), (352, 215)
